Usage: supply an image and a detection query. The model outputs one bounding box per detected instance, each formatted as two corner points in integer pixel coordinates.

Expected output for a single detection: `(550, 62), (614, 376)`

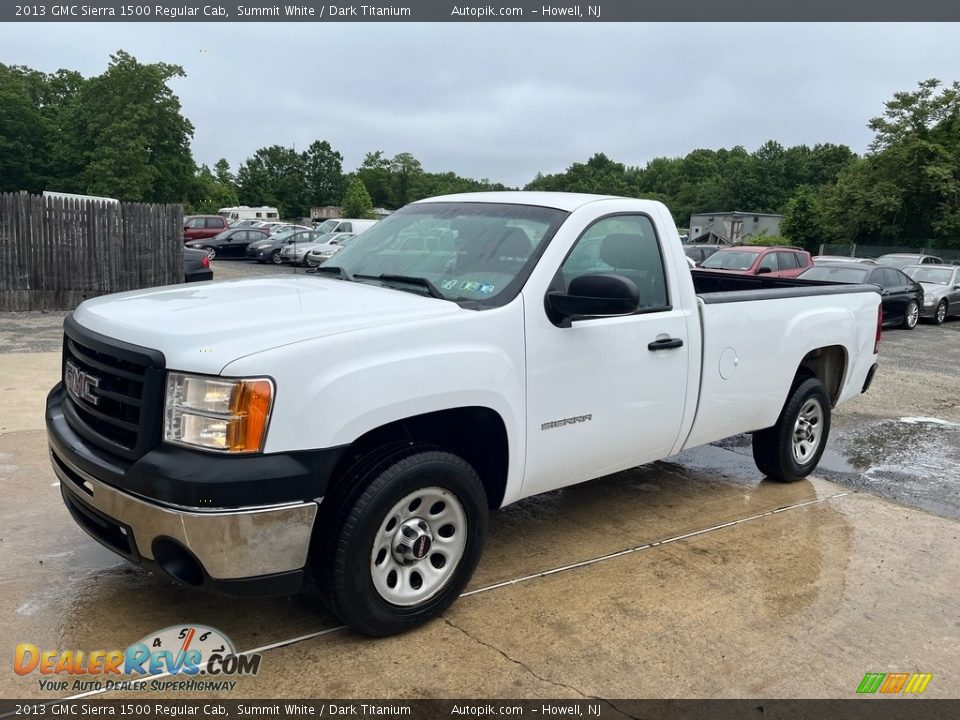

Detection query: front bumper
(47, 385), (345, 596)
(920, 302), (941, 319)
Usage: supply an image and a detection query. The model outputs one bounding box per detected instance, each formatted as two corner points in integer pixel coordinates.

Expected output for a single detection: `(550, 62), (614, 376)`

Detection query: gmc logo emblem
(65, 360), (100, 406)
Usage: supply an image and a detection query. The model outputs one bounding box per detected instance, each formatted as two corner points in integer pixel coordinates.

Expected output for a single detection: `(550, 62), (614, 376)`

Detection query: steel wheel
(936, 301), (947, 325)
(754, 376), (831, 482)
(370, 486), (467, 607)
(904, 300), (919, 329)
(792, 397), (823, 465)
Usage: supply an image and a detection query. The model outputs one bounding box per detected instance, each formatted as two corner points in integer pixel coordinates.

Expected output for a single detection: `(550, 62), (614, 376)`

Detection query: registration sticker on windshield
(440, 279), (459, 290)
(462, 281), (481, 291)
(479, 284), (495, 294)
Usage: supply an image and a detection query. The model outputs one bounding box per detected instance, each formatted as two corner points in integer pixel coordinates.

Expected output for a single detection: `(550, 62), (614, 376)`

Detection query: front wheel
(934, 300), (948, 325)
(203, 246), (216, 260)
(271, 249), (282, 265)
(313, 448), (488, 636)
(903, 300), (919, 329)
(752, 377), (831, 482)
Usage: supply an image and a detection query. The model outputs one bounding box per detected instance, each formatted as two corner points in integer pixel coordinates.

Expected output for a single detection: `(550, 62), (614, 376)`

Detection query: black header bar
(4, 0), (960, 22)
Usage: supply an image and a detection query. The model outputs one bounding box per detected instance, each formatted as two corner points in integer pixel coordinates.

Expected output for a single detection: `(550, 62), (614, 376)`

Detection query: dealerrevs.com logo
(14, 625), (261, 693)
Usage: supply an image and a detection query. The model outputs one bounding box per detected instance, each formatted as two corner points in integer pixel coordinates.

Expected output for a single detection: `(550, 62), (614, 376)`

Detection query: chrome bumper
(53, 449), (318, 580)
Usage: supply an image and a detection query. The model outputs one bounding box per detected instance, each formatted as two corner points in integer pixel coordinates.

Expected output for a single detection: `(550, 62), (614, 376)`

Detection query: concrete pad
(2, 425), (958, 700)
(0, 352), (60, 434)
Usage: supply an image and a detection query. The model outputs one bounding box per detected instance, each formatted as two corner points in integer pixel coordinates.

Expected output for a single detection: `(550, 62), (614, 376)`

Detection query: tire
(203, 246), (216, 261)
(312, 447), (488, 637)
(752, 376), (831, 483)
(902, 300), (919, 329)
(934, 300), (948, 326)
(271, 249), (282, 265)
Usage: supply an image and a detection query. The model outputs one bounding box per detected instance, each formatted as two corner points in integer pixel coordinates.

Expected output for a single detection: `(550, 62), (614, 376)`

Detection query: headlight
(923, 293), (935, 306)
(164, 373), (274, 453)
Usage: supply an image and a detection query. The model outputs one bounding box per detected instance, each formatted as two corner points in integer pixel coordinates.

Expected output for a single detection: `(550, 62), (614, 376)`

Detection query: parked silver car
(280, 231), (351, 265)
(305, 234), (357, 267)
(903, 265), (960, 324)
(877, 253), (943, 269)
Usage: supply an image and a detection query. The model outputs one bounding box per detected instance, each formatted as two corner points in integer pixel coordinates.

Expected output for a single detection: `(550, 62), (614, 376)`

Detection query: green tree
(817, 79), (960, 246)
(213, 158), (235, 187)
(66, 51), (195, 202)
(0, 64), (82, 193)
(187, 163), (239, 214)
(390, 151), (424, 206)
(236, 145), (308, 218)
(340, 177), (374, 218)
(356, 151), (396, 208)
(781, 186), (829, 251)
(304, 140), (344, 206)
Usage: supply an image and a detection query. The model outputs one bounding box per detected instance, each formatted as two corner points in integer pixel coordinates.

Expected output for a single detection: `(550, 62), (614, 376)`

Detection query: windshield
(701, 250), (760, 270)
(325, 202), (567, 304)
(799, 266), (870, 283)
(315, 220), (338, 233)
(904, 266), (953, 284)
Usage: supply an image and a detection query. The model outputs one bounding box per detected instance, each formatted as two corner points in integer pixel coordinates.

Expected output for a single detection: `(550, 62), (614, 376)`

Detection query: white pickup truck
(46, 192), (881, 636)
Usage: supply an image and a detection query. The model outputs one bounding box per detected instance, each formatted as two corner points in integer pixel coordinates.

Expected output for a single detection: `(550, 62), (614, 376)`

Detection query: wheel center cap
(393, 518), (433, 565)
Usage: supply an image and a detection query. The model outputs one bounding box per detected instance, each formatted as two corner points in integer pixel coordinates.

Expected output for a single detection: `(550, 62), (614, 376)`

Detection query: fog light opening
(152, 538), (205, 587)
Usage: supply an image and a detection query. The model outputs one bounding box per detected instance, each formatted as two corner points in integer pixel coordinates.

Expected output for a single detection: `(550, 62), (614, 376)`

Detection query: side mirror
(756, 266), (772, 275)
(546, 273), (640, 327)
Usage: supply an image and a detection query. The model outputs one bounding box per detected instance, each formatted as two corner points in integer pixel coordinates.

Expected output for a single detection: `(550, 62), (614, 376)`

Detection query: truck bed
(691, 269), (879, 303)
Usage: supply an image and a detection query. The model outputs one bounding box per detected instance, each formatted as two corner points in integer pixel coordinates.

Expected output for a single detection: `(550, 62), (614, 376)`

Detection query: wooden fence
(0, 193), (184, 311)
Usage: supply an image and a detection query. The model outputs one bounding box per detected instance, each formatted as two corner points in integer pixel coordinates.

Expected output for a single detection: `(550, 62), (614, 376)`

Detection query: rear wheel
(935, 300), (948, 325)
(753, 377), (831, 482)
(902, 300), (919, 329)
(313, 447), (487, 636)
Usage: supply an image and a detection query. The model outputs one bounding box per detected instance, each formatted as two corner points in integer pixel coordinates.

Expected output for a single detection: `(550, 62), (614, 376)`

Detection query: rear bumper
(185, 269), (213, 283)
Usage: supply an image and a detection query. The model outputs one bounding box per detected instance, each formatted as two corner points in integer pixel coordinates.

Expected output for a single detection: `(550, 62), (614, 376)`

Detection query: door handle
(648, 337), (684, 351)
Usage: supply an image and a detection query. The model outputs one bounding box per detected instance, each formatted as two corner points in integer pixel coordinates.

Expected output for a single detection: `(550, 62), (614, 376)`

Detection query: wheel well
(329, 407), (509, 509)
(796, 346), (847, 406)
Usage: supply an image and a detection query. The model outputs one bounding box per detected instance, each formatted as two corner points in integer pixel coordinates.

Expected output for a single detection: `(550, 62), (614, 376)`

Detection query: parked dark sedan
(183, 247), (213, 282)
(798, 262), (923, 329)
(186, 228), (271, 259)
(245, 229), (328, 264)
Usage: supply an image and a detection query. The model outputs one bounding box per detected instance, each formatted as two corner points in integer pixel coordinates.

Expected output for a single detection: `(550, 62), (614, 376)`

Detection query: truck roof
(413, 191), (631, 212)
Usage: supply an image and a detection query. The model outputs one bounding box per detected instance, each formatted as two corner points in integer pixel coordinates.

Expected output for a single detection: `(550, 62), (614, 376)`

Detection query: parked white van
(313, 218), (378, 235)
(218, 205), (280, 222)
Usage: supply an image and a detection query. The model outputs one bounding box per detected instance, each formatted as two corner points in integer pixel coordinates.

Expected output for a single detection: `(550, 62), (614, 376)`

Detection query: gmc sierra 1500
(47, 192), (881, 635)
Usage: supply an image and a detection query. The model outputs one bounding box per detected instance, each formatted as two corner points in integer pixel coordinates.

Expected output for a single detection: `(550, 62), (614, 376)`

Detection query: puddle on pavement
(818, 417), (960, 519)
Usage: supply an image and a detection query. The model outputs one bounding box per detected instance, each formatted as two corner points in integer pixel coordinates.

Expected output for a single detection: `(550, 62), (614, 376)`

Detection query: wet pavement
(1, 270), (959, 701)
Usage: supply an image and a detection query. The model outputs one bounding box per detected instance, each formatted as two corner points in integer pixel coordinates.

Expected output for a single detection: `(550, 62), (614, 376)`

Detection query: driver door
(521, 214), (690, 498)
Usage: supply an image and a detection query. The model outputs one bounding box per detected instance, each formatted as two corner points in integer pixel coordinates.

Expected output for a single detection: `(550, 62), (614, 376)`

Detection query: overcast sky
(4, 23), (959, 186)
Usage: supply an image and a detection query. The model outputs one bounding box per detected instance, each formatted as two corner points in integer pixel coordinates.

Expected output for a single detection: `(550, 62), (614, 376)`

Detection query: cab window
(560, 215), (668, 311)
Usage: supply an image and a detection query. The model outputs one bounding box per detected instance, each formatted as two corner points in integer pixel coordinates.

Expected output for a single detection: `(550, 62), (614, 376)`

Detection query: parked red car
(699, 246), (813, 278)
(183, 215), (230, 242)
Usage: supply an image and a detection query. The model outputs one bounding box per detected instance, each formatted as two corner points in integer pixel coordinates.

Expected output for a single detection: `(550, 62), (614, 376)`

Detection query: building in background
(689, 211), (783, 244)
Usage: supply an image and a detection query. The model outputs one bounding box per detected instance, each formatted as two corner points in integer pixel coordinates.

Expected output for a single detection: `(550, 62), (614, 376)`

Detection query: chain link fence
(819, 243), (960, 264)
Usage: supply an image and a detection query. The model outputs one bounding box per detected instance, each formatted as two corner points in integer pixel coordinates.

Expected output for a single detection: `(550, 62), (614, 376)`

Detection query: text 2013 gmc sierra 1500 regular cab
(47, 192), (882, 635)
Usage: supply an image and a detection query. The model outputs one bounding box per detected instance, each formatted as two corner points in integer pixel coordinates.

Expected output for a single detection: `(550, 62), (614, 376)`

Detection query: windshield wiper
(310, 265), (353, 281)
(354, 274), (445, 299)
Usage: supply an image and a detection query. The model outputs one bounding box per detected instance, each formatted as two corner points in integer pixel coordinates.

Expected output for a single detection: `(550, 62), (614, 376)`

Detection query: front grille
(62, 317), (165, 461)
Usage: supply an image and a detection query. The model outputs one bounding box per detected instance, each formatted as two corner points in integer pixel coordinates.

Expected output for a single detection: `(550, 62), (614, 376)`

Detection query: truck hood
(73, 277), (462, 374)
